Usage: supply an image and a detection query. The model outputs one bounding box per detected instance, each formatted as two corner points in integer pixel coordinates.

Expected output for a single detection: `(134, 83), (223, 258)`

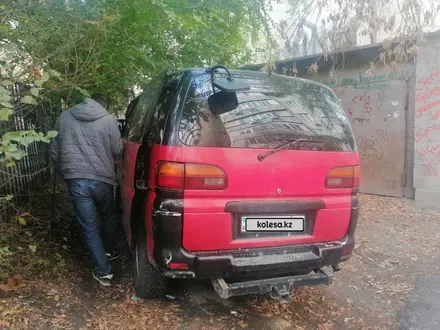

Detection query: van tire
(132, 230), (167, 299)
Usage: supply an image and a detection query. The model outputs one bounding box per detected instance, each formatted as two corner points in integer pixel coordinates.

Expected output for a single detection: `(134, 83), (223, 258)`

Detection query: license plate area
(241, 215), (305, 233)
(233, 212), (315, 240)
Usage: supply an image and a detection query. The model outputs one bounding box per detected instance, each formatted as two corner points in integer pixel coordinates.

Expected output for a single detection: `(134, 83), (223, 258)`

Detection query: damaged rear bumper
(152, 195), (359, 281)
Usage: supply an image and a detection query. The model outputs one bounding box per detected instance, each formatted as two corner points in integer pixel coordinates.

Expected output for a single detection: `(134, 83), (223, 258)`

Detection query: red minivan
(117, 66), (360, 300)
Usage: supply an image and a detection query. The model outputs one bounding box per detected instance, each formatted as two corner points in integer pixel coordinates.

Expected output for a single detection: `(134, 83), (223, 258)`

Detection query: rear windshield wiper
(257, 138), (320, 161)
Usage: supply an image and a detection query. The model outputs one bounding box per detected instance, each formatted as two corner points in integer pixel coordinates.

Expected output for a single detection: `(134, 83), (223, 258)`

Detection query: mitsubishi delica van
(117, 66), (360, 299)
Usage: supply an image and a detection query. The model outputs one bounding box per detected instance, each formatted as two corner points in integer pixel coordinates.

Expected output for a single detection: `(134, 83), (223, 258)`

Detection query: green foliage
(0, 130), (56, 166)
(1, 0), (271, 166)
(46, 131), (58, 138)
(0, 67), (61, 166)
(0, 86), (11, 103)
(18, 217), (27, 226)
(0, 1), (271, 256)
(0, 246), (13, 259)
(0, 195), (14, 202)
(20, 95), (37, 105)
(1, 0), (270, 112)
(0, 108), (13, 121)
(0, 129), (55, 166)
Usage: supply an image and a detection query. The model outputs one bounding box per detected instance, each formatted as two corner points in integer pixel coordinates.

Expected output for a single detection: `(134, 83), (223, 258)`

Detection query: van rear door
(118, 73), (167, 247)
(160, 71), (359, 251)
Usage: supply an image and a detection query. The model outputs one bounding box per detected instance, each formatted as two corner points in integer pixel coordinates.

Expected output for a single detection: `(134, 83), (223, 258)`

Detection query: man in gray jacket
(50, 94), (123, 287)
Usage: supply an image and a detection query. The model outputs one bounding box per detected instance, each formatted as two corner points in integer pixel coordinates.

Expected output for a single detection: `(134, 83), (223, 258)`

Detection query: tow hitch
(269, 283), (291, 303)
(212, 266), (334, 300)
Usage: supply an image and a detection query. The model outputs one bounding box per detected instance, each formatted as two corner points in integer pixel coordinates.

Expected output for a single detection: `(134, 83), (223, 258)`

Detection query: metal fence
(0, 83), (57, 222)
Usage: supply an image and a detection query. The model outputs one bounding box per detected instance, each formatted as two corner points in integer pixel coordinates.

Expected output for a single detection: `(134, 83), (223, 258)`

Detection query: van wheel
(132, 230), (167, 299)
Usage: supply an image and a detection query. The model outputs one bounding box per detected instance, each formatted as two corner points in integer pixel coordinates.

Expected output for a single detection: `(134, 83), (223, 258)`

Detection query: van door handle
(135, 179), (148, 191)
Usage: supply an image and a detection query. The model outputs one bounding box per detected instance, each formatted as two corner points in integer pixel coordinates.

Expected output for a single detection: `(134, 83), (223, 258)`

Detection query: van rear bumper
(160, 239), (348, 279)
(212, 266), (333, 299)
(152, 195), (359, 280)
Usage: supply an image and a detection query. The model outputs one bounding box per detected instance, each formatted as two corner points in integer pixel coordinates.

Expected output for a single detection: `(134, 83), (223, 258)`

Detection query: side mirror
(208, 91), (239, 115)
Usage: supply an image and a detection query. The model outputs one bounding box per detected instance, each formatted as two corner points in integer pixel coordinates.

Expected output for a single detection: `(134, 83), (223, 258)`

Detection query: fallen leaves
(126, 294), (144, 305)
(2, 309), (24, 317)
(238, 321), (248, 328)
(1, 193), (438, 330)
(318, 322), (335, 330)
(92, 305), (183, 330)
(0, 320), (11, 327)
(364, 274), (414, 297)
(0, 275), (26, 292)
(348, 285), (359, 291)
(0, 299), (32, 330)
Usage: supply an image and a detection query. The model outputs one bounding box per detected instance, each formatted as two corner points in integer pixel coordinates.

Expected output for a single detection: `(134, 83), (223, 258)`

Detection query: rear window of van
(178, 72), (356, 151)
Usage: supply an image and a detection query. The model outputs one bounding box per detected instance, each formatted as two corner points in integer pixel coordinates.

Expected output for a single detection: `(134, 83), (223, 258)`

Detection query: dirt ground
(2, 193), (440, 330)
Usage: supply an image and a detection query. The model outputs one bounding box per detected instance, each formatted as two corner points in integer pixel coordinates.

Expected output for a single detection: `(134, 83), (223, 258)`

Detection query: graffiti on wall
(356, 130), (388, 160)
(352, 115), (370, 125)
(351, 92), (373, 114)
(329, 71), (408, 91)
(329, 70), (404, 195)
(355, 129), (391, 176)
(423, 160), (437, 176)
(416, 69), (440, 119)
(415, 124), (440, 143)
(377, 91), (389, 110)
(414, 69), (440, 177)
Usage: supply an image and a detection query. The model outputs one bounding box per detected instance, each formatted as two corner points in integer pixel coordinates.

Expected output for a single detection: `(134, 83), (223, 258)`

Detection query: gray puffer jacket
(50, 98), (122, 186)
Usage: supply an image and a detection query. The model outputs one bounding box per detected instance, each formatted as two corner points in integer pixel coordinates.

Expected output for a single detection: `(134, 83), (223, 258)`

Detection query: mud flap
(211, 266), (333, 299)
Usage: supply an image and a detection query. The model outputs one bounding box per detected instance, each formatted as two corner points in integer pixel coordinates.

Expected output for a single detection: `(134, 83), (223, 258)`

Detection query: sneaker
(92, 272), (113, 287)
(106, 251), (120, 262)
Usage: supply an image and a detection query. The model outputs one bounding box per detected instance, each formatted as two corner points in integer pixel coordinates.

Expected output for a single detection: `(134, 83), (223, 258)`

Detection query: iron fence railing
(0, 83), (58, 222)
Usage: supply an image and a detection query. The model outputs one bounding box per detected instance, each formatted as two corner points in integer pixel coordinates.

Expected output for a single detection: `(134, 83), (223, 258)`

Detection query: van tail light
(325, 166), (360, 189)
(156, 162), (185, 190)
(168, 263), (189, 269)
(156, 162), (227, 190)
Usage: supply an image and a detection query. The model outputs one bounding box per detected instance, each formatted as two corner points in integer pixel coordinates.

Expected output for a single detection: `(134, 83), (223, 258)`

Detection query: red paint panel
(148, 145), (359, 252)
(118, 140), (141, 247)
(145, 189), (156, 263)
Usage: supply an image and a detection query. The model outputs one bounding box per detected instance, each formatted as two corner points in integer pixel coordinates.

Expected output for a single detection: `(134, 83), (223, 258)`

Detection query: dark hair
(91, 94), (109, 109)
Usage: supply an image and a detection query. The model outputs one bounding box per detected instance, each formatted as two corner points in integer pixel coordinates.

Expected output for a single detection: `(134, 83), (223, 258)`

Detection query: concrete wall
(413, 36), (440, 207)
(303, 65), (413, 197)
(243, 34), (440, 204)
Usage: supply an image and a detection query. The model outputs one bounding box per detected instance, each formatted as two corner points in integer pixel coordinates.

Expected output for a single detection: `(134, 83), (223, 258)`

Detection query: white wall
(412, 36), (440, 206)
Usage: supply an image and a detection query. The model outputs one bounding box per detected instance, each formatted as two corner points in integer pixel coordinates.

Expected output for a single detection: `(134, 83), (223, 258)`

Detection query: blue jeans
(67, 179), (118, 277)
